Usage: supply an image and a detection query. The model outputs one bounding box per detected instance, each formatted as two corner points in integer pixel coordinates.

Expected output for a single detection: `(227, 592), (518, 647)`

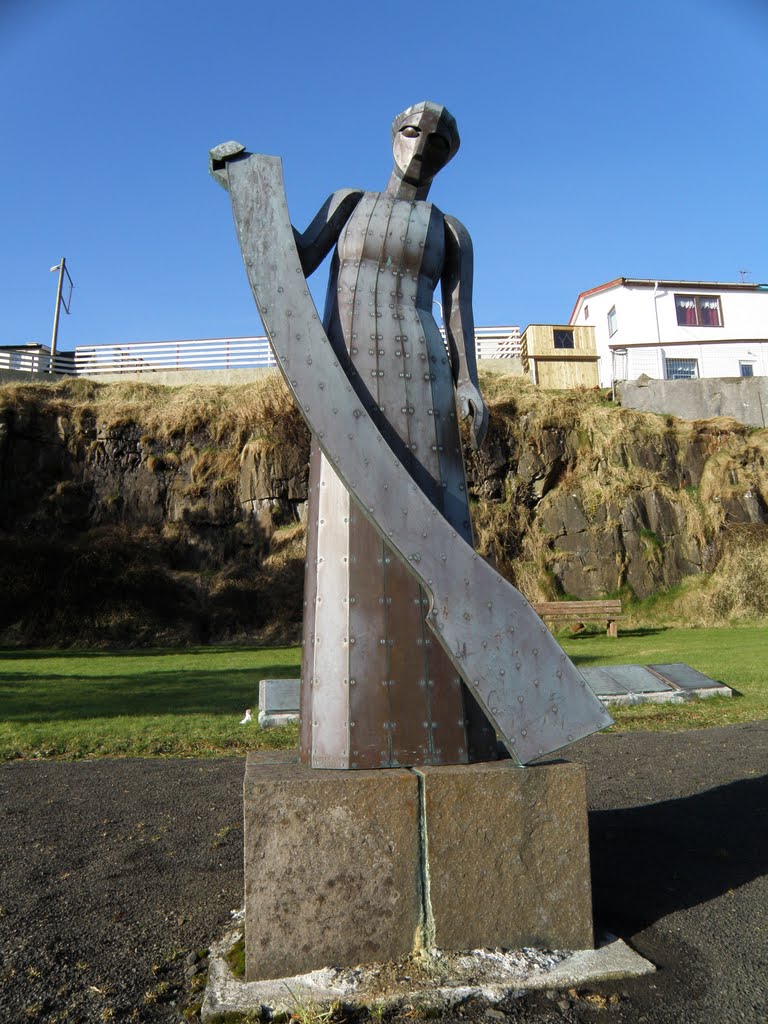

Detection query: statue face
(392, 108), (454, 187)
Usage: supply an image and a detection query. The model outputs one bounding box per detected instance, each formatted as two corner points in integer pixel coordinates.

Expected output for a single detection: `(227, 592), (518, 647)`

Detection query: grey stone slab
(599, 665), (673, 693)
(416, 760), (593, 951)
(648, 663), (723, 690)
(582, 662), (732, 705)
(580, 667), (629, 696)
(243, 760), (421, 981)
(258, 677), (300, 713)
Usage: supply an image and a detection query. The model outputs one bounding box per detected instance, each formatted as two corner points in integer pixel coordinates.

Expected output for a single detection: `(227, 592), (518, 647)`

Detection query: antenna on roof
(738, 268), (751, 282)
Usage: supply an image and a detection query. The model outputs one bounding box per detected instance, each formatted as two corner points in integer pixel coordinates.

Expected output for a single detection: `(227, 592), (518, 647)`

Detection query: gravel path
(1, 721), (766, 1024)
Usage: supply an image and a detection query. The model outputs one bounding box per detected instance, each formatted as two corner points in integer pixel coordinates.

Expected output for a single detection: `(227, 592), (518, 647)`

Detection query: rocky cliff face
(467, 382), (768, 603)
(1, 376), (766, 646)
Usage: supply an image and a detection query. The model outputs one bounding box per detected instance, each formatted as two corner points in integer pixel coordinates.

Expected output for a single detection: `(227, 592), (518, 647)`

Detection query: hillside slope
(1, 374), (766, 646)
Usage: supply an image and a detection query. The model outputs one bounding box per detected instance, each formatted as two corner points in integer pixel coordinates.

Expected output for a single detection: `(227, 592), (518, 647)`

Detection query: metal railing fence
(1, 329), (523, 378)
(0, 337), (277, 376)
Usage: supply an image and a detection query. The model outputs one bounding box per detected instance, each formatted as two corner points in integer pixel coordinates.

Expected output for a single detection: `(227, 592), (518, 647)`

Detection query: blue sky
(1, 0), (766, 350)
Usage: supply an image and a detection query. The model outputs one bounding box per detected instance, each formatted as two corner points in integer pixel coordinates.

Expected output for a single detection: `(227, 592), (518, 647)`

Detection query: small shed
(520, 324), (599, 388)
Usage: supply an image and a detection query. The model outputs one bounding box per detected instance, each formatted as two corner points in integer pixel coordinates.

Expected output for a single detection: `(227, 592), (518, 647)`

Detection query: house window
(553, 328), (575, 349)
(674, 294), (723, 327)
(740, 362), (755, 377)
(665, 357), (699, 380)
(607, 306), (617, 337)
(584, 304), (589, 320)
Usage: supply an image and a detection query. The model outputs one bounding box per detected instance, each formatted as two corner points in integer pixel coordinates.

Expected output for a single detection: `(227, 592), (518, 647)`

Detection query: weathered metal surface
(219, 147), (613, 766)
(649, 663), (723, 690)
(600, 665), (672, 693)
(579, 667), (629, 696)
(580, 665), (674, 696)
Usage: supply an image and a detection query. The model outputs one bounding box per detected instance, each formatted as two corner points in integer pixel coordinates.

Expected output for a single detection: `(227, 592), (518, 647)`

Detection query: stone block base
(244, 755), (593, 981)
(244, 754), (421, 981)
(417, 760), (593, 951)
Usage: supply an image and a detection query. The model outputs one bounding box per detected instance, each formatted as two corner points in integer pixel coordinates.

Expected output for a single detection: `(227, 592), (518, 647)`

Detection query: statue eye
(400, 125), (421, 138)
(430, 134), (450, 151)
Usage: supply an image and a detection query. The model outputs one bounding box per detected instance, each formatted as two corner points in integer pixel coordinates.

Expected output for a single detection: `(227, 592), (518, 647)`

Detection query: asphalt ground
(0, 720), (766, 1024)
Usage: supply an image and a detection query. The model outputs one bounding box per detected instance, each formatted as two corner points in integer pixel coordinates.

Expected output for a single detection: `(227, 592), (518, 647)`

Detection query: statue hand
(209, 141), (246, 191)
(456, 380), (489, 449)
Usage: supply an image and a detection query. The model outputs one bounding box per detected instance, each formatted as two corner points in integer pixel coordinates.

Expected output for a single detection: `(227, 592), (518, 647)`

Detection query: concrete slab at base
(202, 926), (655, 1023)
(418, 761), (594, 951)
(244, 755), (421, 981)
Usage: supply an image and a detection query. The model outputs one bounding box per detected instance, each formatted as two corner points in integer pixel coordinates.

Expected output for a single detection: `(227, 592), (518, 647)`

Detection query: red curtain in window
(700, 300), (720, 326)
(676, 298), (696, 325)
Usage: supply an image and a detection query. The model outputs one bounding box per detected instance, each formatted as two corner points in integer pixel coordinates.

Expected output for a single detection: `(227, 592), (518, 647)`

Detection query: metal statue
(210, 104), (613, 769)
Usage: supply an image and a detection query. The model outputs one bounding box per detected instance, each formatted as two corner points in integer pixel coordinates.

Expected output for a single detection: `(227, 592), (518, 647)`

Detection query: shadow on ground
(590, 773), (768, 933)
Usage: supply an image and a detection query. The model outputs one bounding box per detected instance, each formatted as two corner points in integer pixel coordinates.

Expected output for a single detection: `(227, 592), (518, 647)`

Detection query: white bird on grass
(239, 708), (253, 724)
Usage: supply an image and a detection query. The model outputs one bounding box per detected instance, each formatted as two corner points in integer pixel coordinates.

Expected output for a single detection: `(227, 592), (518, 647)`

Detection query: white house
(569, 278), (768, 388)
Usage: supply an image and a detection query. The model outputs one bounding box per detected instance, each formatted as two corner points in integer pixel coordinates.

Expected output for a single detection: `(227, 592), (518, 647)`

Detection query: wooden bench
(533, 600), (623, 637)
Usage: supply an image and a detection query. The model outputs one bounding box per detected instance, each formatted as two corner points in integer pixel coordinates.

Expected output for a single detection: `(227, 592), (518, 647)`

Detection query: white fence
(0, 337), (277, 376)
(475, 326), (522, 360)
(1, 328), (523, 378)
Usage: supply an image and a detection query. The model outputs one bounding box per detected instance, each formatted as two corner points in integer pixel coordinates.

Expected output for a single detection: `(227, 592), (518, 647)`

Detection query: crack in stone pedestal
(413, 768), (436, 953)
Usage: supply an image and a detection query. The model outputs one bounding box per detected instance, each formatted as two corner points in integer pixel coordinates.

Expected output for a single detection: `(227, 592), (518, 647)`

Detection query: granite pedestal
(243, 754), (594, 982)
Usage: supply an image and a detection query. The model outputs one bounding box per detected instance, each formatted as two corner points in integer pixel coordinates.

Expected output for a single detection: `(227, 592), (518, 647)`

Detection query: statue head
(390, 102), (460, 188)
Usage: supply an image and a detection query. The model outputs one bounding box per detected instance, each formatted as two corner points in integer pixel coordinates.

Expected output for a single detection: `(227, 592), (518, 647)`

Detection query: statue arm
(209, 143), (362, 277)
(442, 214), (488, 449)
(292, 189), (364, 276)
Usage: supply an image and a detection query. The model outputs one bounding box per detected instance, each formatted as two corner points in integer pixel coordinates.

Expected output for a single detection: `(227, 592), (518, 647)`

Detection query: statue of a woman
(292, 102), (498, 768)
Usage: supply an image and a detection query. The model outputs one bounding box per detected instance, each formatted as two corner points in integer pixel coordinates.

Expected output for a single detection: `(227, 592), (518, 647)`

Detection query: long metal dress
(302, 185), (498, 768)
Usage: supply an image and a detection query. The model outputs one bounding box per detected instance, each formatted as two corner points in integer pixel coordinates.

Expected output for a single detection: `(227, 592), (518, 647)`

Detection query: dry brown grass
(708, 526), (768, 620)
(0, 372), (305, 446)
(473, 376), (768, 607)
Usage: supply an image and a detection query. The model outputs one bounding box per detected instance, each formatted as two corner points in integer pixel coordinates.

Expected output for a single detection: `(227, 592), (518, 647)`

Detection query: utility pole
(49, 258), (73, 373)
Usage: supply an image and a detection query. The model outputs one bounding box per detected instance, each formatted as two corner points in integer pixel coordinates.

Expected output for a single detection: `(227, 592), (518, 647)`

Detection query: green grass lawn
(0, 646), (300, 762)
(561, 625), (768, 731)
(1, 627), (765, 762)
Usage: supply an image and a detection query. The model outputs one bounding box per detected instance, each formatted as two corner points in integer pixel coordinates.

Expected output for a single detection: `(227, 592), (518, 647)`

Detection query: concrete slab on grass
(581, 663), (732, 706)
(256, 662), (732, 728)
(258, 678), (300, 726)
